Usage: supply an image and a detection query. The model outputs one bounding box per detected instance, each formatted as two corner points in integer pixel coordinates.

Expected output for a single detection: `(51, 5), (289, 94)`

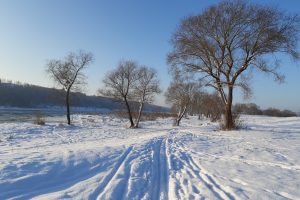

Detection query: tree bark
(124, 96), (135, 128)
(66, 90), (71, 125)
(135, 101), (144, 128)
(224, 86), (234, 130)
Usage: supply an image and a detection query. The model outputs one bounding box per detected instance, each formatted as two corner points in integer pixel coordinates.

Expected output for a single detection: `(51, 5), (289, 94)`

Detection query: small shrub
(141, 112), (177, 121)
(58, 123), (64, 128)
(232, 113), (244, 129)
(33, 111), (46, 125)
(112, 111), (177, 121)
(220, 112), (244, 130)
(210, 111), (222, 122)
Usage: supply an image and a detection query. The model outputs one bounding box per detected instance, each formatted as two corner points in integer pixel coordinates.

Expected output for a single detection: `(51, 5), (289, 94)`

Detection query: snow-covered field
(0, 115), (299, 200)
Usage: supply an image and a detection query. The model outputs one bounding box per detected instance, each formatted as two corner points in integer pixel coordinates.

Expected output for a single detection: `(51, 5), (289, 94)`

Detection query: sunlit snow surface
(0, 115), (299, 199)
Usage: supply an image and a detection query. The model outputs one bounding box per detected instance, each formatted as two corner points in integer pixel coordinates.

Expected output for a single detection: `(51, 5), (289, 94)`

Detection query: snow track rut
(152, 138), (169, 200)
(31, 132), (239, 200)
(91, 146), (133, 200)
(168, 138), (237, 200)
(90, 132), (238, 200)
(89, 137), (171, 200)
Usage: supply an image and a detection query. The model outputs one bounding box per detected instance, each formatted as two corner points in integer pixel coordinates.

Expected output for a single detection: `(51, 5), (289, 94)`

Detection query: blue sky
(0, 0), (299, 111)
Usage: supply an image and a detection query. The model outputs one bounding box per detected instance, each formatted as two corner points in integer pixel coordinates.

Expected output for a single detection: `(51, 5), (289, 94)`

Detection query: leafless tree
(185, 89), (223, 121)
(188, 90), (205, 119)
(100, 60), (139, 128)
(46, 50), (93, 125)
(165, 73), (199, 126)
(200, 92), (224, 122)
(133, 66), (161, 128)
(168, 0), (299, 130)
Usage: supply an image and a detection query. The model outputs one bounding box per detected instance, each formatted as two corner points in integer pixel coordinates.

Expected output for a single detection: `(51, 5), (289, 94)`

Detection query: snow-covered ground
(0, 115), (299, 200)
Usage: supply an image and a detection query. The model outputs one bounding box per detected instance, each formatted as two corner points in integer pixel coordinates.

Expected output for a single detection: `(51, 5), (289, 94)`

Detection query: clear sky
(0, 0), (299, 111)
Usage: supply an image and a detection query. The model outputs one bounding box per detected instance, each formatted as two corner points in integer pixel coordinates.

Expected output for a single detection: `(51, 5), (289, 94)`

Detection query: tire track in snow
(88, 146), (133, 200)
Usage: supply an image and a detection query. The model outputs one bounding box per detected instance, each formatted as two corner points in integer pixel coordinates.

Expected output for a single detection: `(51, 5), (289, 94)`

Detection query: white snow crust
(0, 115), (299, 199)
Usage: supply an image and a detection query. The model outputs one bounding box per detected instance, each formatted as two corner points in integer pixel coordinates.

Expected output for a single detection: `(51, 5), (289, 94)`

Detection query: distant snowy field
(0, 115), (299, 200)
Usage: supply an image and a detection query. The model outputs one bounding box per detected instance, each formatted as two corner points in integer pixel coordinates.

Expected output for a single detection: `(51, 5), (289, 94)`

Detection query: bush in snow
(33, 111), (46, 125)
(220, 112), (244, 130)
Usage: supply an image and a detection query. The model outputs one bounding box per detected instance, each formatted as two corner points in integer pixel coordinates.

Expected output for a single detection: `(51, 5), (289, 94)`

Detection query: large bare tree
(101, 60), (139, 128)
(168, 0), (299, 130)
(133, 66), (161, 128)
(46, 51), (93, 125)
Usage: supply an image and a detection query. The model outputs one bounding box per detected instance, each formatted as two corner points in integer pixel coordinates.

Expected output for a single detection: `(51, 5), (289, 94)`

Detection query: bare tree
(46, 50), (93, 125)
(168, 0), (299, 130)
(189, 90), (207, 119)
(165, 74), (199, 126)
(133, 66), (161, 128)
(200, 92), (224, 122)
(100, 60), (139, 128)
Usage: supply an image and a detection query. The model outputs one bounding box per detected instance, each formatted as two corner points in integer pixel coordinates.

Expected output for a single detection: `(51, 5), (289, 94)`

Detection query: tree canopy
(168, 0), (299, 130)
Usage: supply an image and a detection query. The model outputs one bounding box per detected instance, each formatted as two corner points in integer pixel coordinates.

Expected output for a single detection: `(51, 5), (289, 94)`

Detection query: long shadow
(0, 148), (124, 199)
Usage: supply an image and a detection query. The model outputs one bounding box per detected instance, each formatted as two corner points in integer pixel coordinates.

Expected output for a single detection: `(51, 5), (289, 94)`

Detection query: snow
(0, 115), (299, 199)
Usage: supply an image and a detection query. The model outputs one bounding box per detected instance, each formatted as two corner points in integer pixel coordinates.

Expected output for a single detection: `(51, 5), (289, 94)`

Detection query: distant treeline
(233, 103), (297, 117)
(0, 81), (169, 112)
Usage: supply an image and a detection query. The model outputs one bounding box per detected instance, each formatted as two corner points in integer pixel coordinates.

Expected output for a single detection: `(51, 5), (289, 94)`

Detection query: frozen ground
(0, 115), (299, 200)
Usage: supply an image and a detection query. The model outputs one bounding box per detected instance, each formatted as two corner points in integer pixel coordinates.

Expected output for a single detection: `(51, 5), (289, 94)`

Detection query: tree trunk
(66, 90), (71, 125)
(224, 86), (234, 130)
(124, 96), (135, 128)
(135, 101), (144, 128)
(175, 106), (187, 126)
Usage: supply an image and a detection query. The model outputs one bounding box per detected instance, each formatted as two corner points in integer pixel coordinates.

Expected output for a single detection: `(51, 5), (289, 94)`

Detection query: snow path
(93, 146), (133, 199)
(167, 138), (236, 200)
(0, 115), (300, 199)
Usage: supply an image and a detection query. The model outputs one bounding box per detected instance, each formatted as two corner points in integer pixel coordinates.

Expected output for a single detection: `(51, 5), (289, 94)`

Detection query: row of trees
(165, 66), (225, 126)
(166, 86), (223, 126)
(45, 0), (299, 130)
(47, 56), (161, 128)
(233, 103), (297, 117)
(45, 52), (224, 127)
(45, 51), (223, 127)
(0, 78), (29, 86)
